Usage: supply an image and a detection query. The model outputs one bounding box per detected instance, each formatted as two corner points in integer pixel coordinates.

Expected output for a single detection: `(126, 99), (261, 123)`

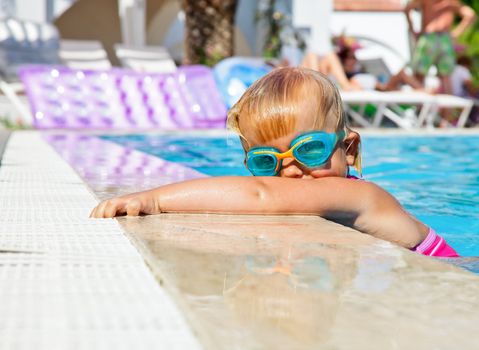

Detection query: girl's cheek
(326, 153), (349, 177)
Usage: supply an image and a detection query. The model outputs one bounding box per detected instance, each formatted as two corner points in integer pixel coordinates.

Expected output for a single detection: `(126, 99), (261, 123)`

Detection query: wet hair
(226, 67), (362, 175)
(227, 67), (347, 144)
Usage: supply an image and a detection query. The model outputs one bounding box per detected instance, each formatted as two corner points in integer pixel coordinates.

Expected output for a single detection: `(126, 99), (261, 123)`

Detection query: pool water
(102, 134), (479, 257)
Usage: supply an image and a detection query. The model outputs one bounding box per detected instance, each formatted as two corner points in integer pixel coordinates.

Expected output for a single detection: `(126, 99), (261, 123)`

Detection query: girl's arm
(90, 176), (428, 248)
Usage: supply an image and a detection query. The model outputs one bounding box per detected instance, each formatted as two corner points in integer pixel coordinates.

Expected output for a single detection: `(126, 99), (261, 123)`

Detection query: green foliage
(458, 0), (479, 83)
(195, 46), (225, 67)
(256, 0), (284, 59)
(256, 0), (306, 60)
(0, 116), (29, 130)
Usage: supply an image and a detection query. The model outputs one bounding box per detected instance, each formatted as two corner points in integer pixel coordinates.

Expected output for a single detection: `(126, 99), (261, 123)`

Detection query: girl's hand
(90, 191), (161, 218)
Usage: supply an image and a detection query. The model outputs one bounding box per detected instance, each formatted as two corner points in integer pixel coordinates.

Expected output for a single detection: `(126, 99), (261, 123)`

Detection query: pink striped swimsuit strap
(412, 228), (459, 258)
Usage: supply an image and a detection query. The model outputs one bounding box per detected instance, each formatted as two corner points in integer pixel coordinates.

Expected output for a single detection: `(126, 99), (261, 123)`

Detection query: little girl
(90, 67), (458, 257)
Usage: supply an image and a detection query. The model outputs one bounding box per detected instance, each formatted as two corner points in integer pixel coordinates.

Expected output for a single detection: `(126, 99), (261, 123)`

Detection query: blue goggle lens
(246, 153), (278, 176)
(294, 139), (330, 167)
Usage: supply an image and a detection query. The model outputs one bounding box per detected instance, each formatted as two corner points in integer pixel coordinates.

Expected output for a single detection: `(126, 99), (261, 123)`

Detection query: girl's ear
(344, 130), (362, 176)
(239, 135), (250, 154)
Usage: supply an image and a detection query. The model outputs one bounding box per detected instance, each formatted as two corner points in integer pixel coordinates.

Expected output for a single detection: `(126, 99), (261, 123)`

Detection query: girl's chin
(309, 170), (344, 179)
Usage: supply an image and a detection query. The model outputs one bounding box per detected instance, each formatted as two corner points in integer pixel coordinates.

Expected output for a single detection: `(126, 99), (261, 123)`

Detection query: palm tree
(181, 0), (238, 66)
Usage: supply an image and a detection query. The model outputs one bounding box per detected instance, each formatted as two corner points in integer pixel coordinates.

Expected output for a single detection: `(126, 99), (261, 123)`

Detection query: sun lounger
(0, 17), (61, 124)
(358, 58), (393, 82)
(114, 44), (177, 73)
(59, 39), (112, 70)
(0, 80), (31, 123)
(18, 65), (227, 129)
(0, 17), (61, 80)
(341, 90), (432, 128)
(421, 94), (474, 128)
(341, 90), (473, 128)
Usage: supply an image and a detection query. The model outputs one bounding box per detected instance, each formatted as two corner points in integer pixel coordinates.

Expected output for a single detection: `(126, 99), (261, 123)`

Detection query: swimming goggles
(245, 130), (346, 176)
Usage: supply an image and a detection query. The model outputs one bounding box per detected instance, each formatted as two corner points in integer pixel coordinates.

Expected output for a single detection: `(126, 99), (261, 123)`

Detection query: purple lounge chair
(19, 65), (227, 129)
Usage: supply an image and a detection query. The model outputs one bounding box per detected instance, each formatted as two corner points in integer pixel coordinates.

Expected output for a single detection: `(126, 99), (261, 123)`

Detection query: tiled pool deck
(1, 130), (479, 349)
(0, 132), (200, 349)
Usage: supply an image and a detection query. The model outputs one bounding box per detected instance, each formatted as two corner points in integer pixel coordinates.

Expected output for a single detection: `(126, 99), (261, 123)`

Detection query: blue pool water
(102, 134), (479, 257)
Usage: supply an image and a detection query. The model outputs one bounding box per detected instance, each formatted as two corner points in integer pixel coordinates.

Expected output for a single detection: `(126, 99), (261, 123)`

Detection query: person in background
(451, 55), (478, 98)
(404, 0), (476, 94)
(299, 0), (359, 91)
(337, 46), (425, 92)
(301, 51), (359, 91)
(451, 55), (479, 125)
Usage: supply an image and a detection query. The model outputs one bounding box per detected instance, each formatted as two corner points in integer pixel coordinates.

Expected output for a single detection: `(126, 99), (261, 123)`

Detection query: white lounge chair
(0, 80), (30, 124)
(420, 94), (474, 128)
(359, 57), (393, 82)
(342, 91), (428, 128)
(114, 44), (177, 73)
(59, 39), (112, 70)
(0, 17), (61, 124)
(341, 90), (473, 128)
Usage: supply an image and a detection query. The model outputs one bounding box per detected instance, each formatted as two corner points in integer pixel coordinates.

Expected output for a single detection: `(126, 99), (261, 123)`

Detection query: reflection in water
(221, 251), (345, 347)
(242, 255), (334, 291)
(139, 238), (355, 348)
(44, 133), (205, 199)
(117, 214), (479, 349)
(119, 215), (369, 348)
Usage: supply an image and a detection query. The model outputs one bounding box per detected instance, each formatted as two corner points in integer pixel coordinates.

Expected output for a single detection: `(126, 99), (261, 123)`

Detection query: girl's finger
(90, 200), (109, 218)
(104, 200), (122, 218)
(125, 199), (142, 216)
(89, 206), (97, 218)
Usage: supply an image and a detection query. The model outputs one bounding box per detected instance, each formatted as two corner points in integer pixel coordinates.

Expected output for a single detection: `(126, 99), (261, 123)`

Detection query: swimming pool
(102, 133), (479, 257)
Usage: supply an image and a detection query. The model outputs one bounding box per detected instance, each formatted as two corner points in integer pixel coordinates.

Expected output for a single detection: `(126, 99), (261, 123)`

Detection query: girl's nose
(280, 158), (304, 178)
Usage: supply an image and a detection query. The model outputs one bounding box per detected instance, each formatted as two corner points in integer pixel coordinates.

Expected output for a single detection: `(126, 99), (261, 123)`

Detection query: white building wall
(15, 0), (47, 22)
(292, 0), (333, 56)
(6, 0), (75, 22)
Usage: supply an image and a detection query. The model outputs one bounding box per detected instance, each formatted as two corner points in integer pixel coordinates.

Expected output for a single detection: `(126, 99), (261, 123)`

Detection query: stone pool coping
(1, 130), (479, 350)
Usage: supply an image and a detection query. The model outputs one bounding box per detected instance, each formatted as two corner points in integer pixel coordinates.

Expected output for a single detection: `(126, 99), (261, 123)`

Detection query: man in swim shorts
(405, 0), (476, 94)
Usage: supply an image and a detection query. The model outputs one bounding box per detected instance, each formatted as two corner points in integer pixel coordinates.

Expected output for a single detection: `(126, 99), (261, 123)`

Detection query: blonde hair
(227, 67), (362, 174)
